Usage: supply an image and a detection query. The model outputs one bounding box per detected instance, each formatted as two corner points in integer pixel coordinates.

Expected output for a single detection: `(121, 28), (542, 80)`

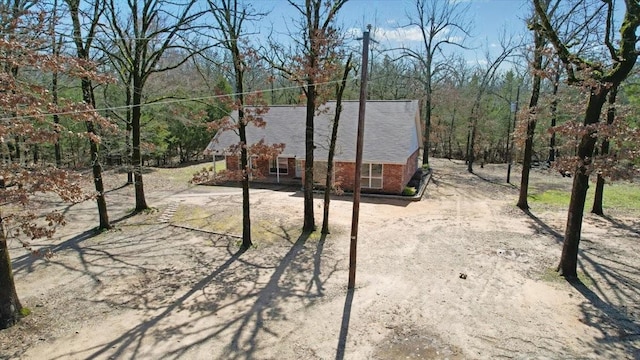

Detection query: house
(204, 100), (422, 195)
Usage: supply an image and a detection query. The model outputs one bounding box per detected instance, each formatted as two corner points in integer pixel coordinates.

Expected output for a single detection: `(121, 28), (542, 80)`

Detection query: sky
(252, 0), (532, 65)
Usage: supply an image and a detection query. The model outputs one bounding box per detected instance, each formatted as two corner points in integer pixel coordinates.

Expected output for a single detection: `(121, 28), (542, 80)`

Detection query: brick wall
(382, 164), (406, 194)
(403, 150), (420, 187)
(226, 155), (296, 181)
(281, 155), (418, 194)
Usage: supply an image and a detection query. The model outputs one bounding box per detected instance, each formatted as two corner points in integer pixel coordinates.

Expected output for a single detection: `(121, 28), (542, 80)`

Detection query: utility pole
(348, 25), (371, 290)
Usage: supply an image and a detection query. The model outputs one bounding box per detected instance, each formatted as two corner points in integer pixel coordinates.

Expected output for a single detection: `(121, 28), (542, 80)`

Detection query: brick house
(204, 100), (422, 195)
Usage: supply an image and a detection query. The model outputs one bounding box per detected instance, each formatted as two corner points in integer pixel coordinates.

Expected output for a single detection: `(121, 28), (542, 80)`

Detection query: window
(270, 157), (288, 174)
(361, 163), (383, 189)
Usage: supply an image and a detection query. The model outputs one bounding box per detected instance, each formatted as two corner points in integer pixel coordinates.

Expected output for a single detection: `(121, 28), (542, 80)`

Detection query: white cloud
(375, 26), (424, 42)
(348, 25), (464, 48)
(347, 26), (425, 43)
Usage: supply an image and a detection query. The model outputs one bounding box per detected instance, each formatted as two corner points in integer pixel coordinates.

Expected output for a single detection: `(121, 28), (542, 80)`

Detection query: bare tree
(466, 34), (520, 173)
(518, 0), (606, 209)
(206, 0), (269, 250)
(402, 0), (471, 166)
(67, 0), (111, 230)
(517, 3), (547, 210)
(100, 0), (205, 212)
(533, 0), (640, 278)
(269, 0), (349, 233)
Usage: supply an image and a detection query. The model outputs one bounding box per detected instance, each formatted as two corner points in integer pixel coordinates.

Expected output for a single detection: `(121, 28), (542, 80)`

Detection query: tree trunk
(517, 27), (544, 210)
(303, 81), (316, 233)
(422, 100), (431, 166)
(0, 214), (22, 329)
(52, 74), (62, 167)
(126, 81), (134, 185)
(238, 119), (252, 250)
(467, 116), (477, 173)
(591, 174), (605, 215)
(448, 109), (456, 159)
(69, 1), (112, 229)
(548, 65), (560, 163)
(89, 122), (111, 229)
(79, 78), (111, 229)
(422, 70), (432, 166)
(558, 89), (607, 278)
(132, 76), (148, 212)
(237, 77), (251, 250)
(591, 85), (618, 216)
(322, 56), (351, 234)
(51, 7), (62, 168)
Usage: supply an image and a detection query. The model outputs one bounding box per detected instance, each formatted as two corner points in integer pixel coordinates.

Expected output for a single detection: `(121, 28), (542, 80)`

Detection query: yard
(0, 158), (638, 359)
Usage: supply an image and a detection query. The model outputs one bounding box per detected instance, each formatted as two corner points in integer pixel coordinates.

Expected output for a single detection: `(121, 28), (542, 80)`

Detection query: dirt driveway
(1, 158), (639, 359)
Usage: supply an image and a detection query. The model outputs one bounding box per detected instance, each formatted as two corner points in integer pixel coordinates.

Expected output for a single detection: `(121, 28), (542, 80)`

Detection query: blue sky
(254, 0), (531, 64)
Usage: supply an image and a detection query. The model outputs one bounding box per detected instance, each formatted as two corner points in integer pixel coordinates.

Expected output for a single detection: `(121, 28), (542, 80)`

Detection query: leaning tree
(533, 0), (640, 278)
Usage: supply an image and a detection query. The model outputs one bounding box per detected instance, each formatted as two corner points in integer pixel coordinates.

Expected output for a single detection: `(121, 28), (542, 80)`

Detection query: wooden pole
(348, 25), (371, 290)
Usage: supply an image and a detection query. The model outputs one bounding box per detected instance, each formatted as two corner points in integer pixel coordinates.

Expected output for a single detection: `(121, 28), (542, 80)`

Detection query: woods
(0, 2), (639, 352)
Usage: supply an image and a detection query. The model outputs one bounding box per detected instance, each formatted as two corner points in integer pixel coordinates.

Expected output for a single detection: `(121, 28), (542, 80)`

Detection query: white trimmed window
(361, 163), (383, 189)
(270, 157), (288, 174)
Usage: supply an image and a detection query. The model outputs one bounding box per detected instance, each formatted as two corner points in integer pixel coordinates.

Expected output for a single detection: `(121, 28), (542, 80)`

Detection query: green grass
(170, 204), (305, 245)
(154, 160), (227, 185)
(528, 182), (640, 213)
(540, 267), (594, 287)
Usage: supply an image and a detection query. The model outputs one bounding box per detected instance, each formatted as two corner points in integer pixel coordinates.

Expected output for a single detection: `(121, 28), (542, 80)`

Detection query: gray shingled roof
(205, 100), (421, 164)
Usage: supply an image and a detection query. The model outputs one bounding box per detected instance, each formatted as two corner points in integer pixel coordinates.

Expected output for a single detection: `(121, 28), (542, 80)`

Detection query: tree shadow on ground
(569, 275), (640, 357)
(472, 171), (518, 189)
(45, 225), (336, 360)
(601, 215), (640, 237)
(522, 208), (640, 356)
(11, 228), (100, 275)
(71, 244), (249, 360)
(522, 209), (564, 243)
(12, 225), (186, 319)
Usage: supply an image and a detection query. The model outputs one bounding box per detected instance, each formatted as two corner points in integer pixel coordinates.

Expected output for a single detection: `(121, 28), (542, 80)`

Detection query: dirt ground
(1, 158), (639, 359)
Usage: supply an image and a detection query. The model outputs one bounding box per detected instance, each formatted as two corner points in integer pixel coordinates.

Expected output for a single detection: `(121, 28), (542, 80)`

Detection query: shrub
(402, 186), (417, 196)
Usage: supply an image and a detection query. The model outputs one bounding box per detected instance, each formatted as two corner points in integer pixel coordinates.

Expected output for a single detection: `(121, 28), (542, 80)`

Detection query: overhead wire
(1, 76), (366, 122)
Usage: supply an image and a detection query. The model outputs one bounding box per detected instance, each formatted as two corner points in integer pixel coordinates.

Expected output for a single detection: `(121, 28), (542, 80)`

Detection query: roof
(205, 100), (421, 164)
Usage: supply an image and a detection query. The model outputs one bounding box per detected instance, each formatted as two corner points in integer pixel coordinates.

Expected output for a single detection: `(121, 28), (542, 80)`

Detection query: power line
(0, 77), (361, 122)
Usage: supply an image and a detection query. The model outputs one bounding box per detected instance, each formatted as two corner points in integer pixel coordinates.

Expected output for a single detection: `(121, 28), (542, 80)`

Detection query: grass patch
(171, 204), (303, 245)
(528, 189), (570, 207)
(528, 181), (640, 213)
(540, 267), (594, 287)
(154, 161), (227, 185)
